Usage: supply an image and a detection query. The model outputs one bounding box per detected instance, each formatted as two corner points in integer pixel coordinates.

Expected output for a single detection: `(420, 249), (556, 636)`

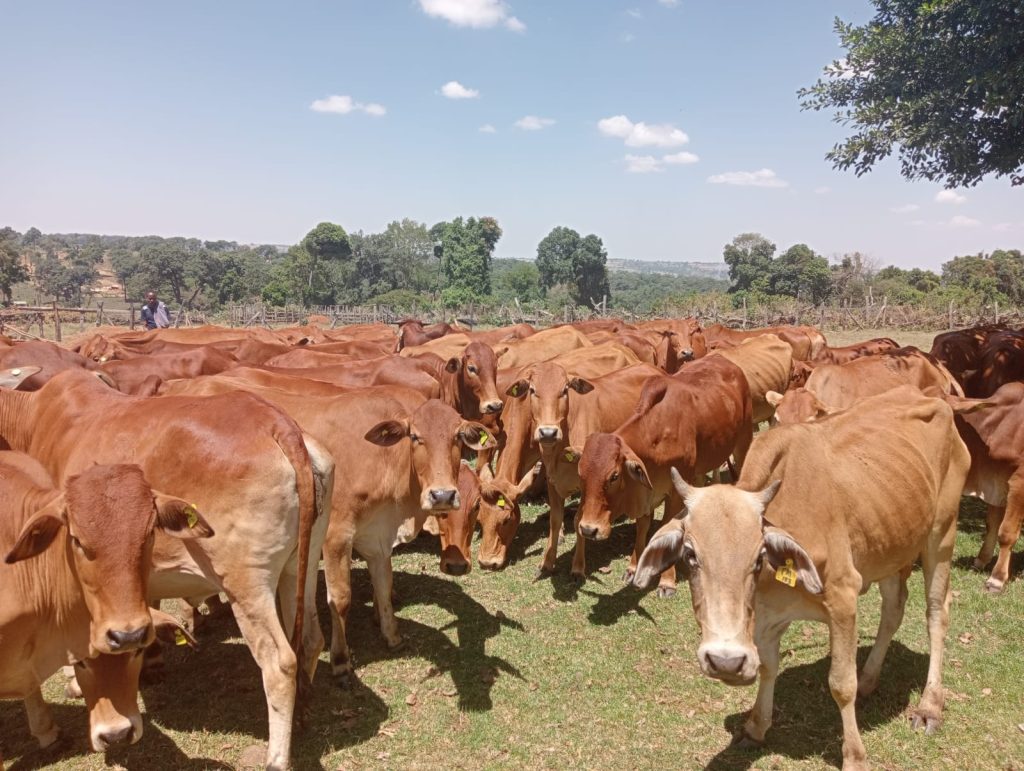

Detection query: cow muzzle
(697, 642), (759, 685)
(482, 400), (504, 415)
(104, 625), (152, 652)
(535, 426), (561, 444)
(681, 348), (694, 361)
(424, 488), (460, 511)
(91, 716), (141, 751)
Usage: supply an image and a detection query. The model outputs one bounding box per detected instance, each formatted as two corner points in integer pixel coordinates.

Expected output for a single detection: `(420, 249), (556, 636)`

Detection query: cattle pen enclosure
(0, 328), (1022, 770)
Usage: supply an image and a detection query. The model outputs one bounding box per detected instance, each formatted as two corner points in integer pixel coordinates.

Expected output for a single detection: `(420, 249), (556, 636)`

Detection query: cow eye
(682, 545), (698, 569)
(753, 549), (765, 574)
(467, 366), (478, 375)
(529, 386), (536, 396)
(70, 535), (83, 551)
(561, 386), (569, 396)
(409, 433), (421, 444)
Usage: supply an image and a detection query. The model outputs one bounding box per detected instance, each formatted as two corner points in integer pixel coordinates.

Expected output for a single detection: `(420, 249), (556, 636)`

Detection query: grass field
(3, 326), (1021, 770)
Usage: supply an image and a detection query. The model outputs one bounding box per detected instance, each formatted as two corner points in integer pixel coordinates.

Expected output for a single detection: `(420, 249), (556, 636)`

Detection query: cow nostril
(98, 725), (133, 747)
(485, 401), (504, 414)
(444, 562), (469, 576)
(537, 427), (558, 442)
(706, 652), (747, 676)
(682, 349), (694, 360)
(580, 525), (599, 539)
(106, 626), (149, 650)
(429, 489), (458, 507)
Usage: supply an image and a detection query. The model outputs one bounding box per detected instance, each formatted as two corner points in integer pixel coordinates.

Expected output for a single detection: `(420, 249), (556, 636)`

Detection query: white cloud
(625, 154), (663, 174)
(514, 115), (555, 130)
(440, 80), (480, 99)
(597, 114), (689, 148)
(935, 189), (966, 205)
(310, 95), (386, 116)
(479, 123), (496, 133)
(419, 0), (525, 31)
(658, 0), (680, 6)
(993, 222), (1014, 232)
(814, 186), (831, 194)
(626, 8), (643, 19)
(622, 32), (636, 43)
(890, 203), (920, 213)
(662, 151), (699, 165)
(707, 168), (788, 188)
(949, 215), (980, 227)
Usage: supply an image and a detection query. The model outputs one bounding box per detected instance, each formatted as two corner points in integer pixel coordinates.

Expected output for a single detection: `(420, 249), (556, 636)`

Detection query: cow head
(633, 469), (821, 686)
(78, 334), (117, 363)
(436, 463), (482, 576)
(766, 388), (831, 424)
(4, 464), (214, 656)
(364, 399), (494, 512)
(476, 461), (544, 570)
(505, 362), (594, 446)
(576, 433), (651, 541)
(452, 341), (504, 417)
(78, 608), (196, 751)
(788, 360), (815, 388)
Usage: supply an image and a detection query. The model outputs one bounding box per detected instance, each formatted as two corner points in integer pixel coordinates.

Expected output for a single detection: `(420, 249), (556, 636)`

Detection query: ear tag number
(564, 451), (575, 462)
(510, 385), (518, 396)
(479, 432), (488, 446)
(185, 505), (199, 529)
(496, 497), (506, 508)
(775, 558), (797, 587)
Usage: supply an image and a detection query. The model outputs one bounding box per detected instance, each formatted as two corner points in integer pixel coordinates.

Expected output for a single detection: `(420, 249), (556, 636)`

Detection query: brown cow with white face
(0, 451), (210, 752)
(633, 387), (973, 771)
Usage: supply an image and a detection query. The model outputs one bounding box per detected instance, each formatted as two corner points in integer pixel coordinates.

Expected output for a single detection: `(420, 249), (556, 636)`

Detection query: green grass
(3, 496), (1022, 770)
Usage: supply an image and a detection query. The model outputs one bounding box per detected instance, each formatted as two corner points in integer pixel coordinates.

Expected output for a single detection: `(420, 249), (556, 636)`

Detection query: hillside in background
(606, 258), (730, 280)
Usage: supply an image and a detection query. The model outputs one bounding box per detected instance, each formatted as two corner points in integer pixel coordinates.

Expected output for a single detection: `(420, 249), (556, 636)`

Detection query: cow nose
(444, 561), (469, 576)
(98, 724), (133, 748)
(580, 524), (599, 540)
(106, 626), (149, 650)
(483, 400), (504, 414)
(429, 488), (458, 508)
(706, 652), (747, 676)
(537, 427), (558, 443)
(681, 348), (694, 361)
(478, 558), (503, 571)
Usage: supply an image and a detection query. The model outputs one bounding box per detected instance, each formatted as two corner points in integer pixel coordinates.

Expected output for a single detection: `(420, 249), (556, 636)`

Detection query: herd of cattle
(0, 316), (1021, 770)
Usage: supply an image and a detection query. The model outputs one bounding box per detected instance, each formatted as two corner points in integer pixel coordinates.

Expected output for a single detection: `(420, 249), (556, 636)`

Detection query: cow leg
(569, 499), (588, 582)
(624, 513), (652, 584)
(973, 504), (1004, 570)
(23, 688), (59, 748)
(986, 475), (1024, 592)
(911, 507), (957, 734)
(228, 586), (298, 771)
(323, 521), (356, 685)
(858, 568), (910, 698)
(738, 618), (790, 747)
(732, 422), (753, 476)
(364, 550), (403, 650)
(826, 590), (868, 771)
(654, 491), (681, 598)
(539, 481), (564, 576)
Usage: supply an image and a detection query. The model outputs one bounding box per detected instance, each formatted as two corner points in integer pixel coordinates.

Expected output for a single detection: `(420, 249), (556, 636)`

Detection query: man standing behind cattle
(140, 291), (170, 329)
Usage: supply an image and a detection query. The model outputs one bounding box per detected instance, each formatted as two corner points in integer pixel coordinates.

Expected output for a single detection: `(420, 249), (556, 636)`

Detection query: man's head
(145, 292), (157, 306)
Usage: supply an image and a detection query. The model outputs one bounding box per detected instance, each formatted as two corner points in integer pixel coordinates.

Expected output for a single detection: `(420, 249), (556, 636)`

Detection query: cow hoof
(730, 731), (763, 750)
(656, 585), (676, 599)
(971, 557), (987, 571)
(332, 670), (352, 690)
(36, 727), (61, 750)
(386, 636), (406, 652)
(570, 572), (586, 585)
(856, 678), (879, 700)
(910, 711), (942, 735)
(984, 577), (1005, 593)
(534, 567), (553, 582)
(621, 569), (635, 584)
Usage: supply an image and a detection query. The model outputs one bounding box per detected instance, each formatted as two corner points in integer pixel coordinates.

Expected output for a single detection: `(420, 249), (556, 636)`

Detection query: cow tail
(271, 422), (317, 722)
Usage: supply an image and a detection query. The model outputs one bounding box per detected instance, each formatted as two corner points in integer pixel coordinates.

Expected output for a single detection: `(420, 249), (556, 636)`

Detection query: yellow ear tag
(510, 385), (518, 396)
(775, 558), (798, 588)
(479, 432), (488, 446)
(185, 504), (199, 529)
(496, 497), (506, 508)
(174, 629), (188, 646)
(564, 451), (575, 462)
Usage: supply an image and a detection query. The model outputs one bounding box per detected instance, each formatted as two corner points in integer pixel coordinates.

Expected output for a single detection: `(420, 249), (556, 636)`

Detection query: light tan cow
(707, 333), (792, 425)
(633, 387), (972, 771)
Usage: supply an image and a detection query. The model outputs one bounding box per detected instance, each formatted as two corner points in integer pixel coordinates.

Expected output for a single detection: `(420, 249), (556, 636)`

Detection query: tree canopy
(535, 226), (611, 306)
(800, 0), (1024, 188)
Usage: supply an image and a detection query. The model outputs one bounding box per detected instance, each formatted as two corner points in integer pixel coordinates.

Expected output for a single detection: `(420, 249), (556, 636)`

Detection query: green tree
(300, 222), (351, 294)
(723, 233), (776, 294)
(435, 216), (501, 305)
(535, 227), (611, 306)
(493, 259), (542, 302)
(800, 0), (1024, 188)
(771, 243), (832, 303)
(22, 227), (42, 246)
(942, 252), (1006, 304)
(535, 226), (579, 291)
(0, 231), (28, 305)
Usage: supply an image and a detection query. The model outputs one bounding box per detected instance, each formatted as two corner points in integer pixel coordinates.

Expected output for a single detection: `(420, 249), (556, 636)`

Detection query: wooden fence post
(948, 300), (954, 330)
(129, 303), (136, 330)
(52, 300), (61, 342)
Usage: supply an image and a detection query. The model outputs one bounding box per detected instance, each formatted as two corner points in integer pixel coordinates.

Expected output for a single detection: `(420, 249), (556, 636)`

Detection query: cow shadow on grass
(703, 641), (928, 770)
(542, 517), (641, 604)
(343, 567), (524, 715)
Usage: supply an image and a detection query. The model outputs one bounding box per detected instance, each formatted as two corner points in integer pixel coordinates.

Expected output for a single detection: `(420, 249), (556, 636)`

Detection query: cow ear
(0, 366), (41, 389)
(365, 419), (409, 446)
(478, 485), (503, 506)
(633, 518), (686, 589)
(762, 527), (822, 594)
(515, 460), (544, 497)
(623, 448), (652, 489)
(154, 495), (215, 539)
(568, 377), (594, 394)
(492, 346), (510, 359)
(5, 496), (65, 563)
(765, 390), (785, 408)
(477, 462), (494, 483)
(445, 357), (461, 374)
(459, 422), (496, 451)
(505, 379), (528, 399)
(150, 608), (198, 649)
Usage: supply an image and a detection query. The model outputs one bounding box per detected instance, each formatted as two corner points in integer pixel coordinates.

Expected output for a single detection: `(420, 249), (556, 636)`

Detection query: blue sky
(2, 0), (1020, 270)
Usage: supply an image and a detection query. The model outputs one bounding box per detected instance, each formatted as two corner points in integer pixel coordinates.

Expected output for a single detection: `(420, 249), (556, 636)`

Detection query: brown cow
(633, 386), (972, 771)
(0, 340), (97, 390)
(929, 323), (1008, 388)
(99, 346), (239, 395)
(963, 330), (1024, 397)
(952, 381), (1024, 591)
(767, 347), (964, 424)
(812, 337), (900, 365)
(395, 319), (458, 351)
(705, 323), (826, 361)
(707, 333), (792, 425)
(0, 451), (209, 751)
(259, 359), (442, 399)
(575, 357), (753, 593)
(637, 318), (707, 370)
(497, 363), (663, 576)
(497, 326), (593, 370)
(0, 369), (333, 769)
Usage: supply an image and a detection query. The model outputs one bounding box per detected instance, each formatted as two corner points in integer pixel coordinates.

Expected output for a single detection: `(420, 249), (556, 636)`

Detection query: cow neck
(436, 365), (462, 414)
(494, 400), (534, 482)
(0, 388), (34, 452)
